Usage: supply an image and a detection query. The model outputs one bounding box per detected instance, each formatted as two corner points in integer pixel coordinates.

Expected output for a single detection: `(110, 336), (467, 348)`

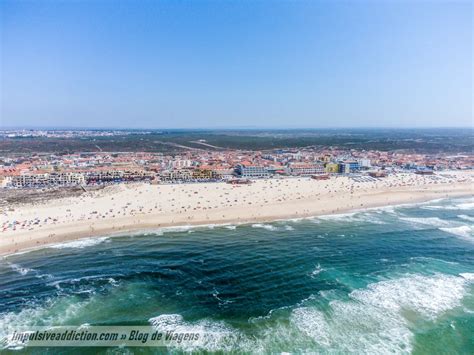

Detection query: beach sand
(1, 171), (472, 255)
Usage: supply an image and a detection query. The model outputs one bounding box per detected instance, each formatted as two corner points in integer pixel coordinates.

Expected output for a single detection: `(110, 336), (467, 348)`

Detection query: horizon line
(1, 126), (473, 131)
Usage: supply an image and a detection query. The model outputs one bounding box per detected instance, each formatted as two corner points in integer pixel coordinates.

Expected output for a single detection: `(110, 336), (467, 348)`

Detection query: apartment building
(287, 162), (325, 176)
(11, 172), (85, 188)
(235, 163), (270, 178)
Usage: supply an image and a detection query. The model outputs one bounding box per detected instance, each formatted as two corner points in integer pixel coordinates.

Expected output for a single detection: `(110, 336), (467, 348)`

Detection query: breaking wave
(439, 226), (474, 241)
(0, 296), (91, 349)
(318, 212), (387, 225)
(1, 195), (473, 352)
(422, 197), (474, 211)
(5, 262), (53, 280)
(145, 273), (472, 353)
(252, 223), (277, 231)
(7, 262), (34, 276)
(458, 215), (474, 222)
(149, 314), (242, 352)
(399, 217), (453, 228)
(49, 237), (110, 249)
(251, 223), (297, 232)
(288, 273), (471, 353)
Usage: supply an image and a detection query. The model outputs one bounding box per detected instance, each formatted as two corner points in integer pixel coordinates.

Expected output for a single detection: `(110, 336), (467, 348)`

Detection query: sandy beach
(1, 171), (472, 256)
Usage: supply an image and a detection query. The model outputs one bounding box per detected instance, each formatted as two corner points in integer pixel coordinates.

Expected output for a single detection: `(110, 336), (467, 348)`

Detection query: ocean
(1, 197), (473, 353)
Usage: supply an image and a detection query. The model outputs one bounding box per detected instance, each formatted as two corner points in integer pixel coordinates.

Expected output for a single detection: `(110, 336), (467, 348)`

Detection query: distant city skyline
(1, 0), (472, 129)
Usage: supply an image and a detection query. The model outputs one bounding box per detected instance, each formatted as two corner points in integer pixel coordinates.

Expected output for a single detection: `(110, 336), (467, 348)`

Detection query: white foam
(161, 225), (196, 233)
(2, 273), (470, 352)
(108, 278), (119, 287)
(439, 226), (474, 241)
(162, 223), (241, 233)
(291, 308), (331, 347)
(458, 215), (474, 222)
(142, 224), (220, 236)
(290, 304), (411, 353)
(421, 205), (445, 210)
(149, 314), (242, 352)
(288, 273), (470, 353)
(0, 307), (45, 349)
(0, 297), (90, 349)
(460, 273), (474, 281)
(350, 273), (468, 320)
(251, 223), (277, 231)
(318, 212), (357, 221)
(355, 213), (387, 225)
(409, 256), (458, 265)
(114, 223), (241, 238)
(318, 211), (385, 225)
(310, 264), (325, 278)
(423, 198), (474, 211)
(149, 314), (184, 331)
(8, 263), (34, 276)
(5, 262), (53, 280)
(400, 217), (453, 228)
(251, 223), (297, 232)
(47, 274), (116, 288)
(456, 202), (474, 210)
(365, 205), (397, 213)
(139, 230), (164, 236)
(343, 198), (448, 215)
(286, 217), (307, 223)
(49, 237), (109, 249)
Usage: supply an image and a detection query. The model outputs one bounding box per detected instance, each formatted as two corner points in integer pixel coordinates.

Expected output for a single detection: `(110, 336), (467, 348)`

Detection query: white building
(287, 163), (325, 176)
(10, 172), (85, 188)
(171, 160), (192, 169)
(358, 158), (372, 168)
(235, 164), (270, 178)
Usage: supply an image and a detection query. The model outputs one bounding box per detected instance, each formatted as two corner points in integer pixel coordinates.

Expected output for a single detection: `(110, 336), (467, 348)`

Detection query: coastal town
(1, 139), (473, 189)
(2, 0), (473, 352)
(1, 130), (472, 255)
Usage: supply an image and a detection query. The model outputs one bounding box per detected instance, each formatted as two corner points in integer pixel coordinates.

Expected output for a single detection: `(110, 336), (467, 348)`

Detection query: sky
(0, 0), (472, 129)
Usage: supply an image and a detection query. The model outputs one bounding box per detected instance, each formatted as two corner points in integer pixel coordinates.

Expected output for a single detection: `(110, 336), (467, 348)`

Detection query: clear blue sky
(1, 0), (472, 129)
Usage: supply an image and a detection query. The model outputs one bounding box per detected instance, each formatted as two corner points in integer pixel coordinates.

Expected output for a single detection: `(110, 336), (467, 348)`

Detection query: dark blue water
(1, 197), (473, 353)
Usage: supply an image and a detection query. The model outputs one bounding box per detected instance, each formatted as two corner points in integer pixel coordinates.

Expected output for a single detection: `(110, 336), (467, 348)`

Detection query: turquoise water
(1, 197), (473, 353)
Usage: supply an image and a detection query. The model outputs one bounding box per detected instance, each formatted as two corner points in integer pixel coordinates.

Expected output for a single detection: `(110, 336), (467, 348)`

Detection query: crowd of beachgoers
(0, 171), (472, 255)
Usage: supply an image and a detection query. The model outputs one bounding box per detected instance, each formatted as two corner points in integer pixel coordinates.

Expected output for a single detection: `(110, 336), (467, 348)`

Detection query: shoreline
(1, 172), (472, 257)
(2, 193), (472, 259)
